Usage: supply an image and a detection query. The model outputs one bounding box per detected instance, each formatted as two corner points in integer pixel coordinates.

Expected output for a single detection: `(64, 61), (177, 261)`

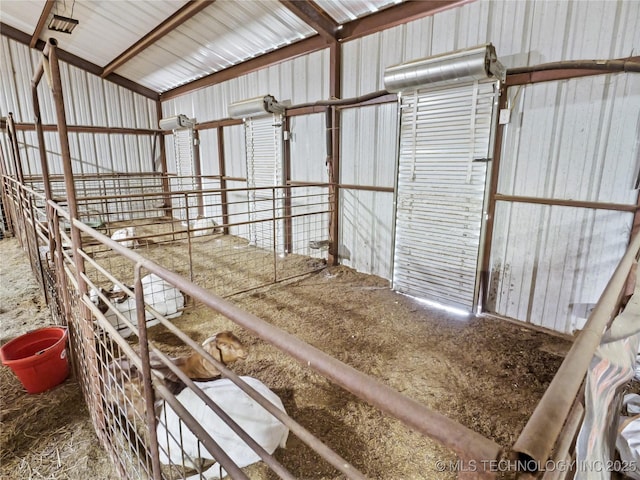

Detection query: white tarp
(575, 264), (640, 479)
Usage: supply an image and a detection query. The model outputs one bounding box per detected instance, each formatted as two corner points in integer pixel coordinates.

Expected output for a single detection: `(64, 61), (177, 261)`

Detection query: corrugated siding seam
(489, 72), (639, 333)
(341, 0), (640, 97)
(1, 35), (159, 177)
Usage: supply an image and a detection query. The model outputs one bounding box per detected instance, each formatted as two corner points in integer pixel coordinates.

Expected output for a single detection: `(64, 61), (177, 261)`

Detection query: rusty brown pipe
(513, 230), (640, 472)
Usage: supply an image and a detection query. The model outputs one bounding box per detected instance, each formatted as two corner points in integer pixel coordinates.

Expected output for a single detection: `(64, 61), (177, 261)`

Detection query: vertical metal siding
(290, 114), (326, 183)
(162, 49), (329, 120)
(340, 103), (398, 278)
(198, 129), (219, 177)
(1, 36), (37, 121)
(197, 129), (221, 221)
(333, 0), (639, 329)
(223, 125), (249, 236)
(489, 73), (639, 333)
(289, 113), (328, 258)
(342, 0), (640, 98)
(1, 35), (158, 179)
(223, 125), (246, 180)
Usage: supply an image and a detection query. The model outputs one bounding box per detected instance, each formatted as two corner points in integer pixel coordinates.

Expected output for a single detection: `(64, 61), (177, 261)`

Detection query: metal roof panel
(314, 0), (402, 24)
(115, 0), (317, 92)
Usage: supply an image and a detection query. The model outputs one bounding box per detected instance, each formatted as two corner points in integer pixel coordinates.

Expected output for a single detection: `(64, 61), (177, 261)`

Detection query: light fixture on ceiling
(48, 0), (79, 34)
(48, 14), (79, 34)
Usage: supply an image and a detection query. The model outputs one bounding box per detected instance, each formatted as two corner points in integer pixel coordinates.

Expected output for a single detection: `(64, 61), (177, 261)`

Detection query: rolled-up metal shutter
(393, 81), (497, 310)
(172, 126), (198, 222)
(245, 114), (284, 252)
(385, 45), (502, 312)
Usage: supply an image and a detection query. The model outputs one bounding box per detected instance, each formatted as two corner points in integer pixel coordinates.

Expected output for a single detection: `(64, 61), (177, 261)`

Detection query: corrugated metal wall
(161, 50), (329, 121)
(3, 0), (638, 334)
(340, 103), (397, 278)
(160, 1), (638, 303)
(341, 0), (640, 96)
(0, 36), (158, 176)
(162, 50), (330, 245)
(289, 113), (328, 258)
(335, 0), (639, 332)
(489, 73), (639, 333)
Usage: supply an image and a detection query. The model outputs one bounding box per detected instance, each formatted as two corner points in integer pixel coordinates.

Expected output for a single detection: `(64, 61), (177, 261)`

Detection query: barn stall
(1, 1), (640, 479)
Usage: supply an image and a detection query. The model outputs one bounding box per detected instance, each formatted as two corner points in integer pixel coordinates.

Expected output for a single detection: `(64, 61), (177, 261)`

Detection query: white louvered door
(245, 115), (284, 252)
(172, 126), (198, 222)
(393, 81), (497, 311)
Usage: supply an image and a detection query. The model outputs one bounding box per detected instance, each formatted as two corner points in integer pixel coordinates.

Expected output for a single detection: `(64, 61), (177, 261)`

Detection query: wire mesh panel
(25, 174), (167, 224)
(3, 175), (513, 480)
(72, 256), (295, 480)
(20, 173), (328, 303)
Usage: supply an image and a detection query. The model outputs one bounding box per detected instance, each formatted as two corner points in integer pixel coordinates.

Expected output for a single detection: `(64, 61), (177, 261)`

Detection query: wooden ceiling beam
(279, 0), (339, 42)
(101, 0), (215, 78)
(30, 0), (55, 48)
(338, 0), (473, 41)
(1, 22), (159, 100)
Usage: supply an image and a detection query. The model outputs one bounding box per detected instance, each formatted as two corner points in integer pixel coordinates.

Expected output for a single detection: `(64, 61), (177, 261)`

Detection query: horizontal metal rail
(495, 193), (639, 213)
(7, 180), (501, 476)
(82, 296), (251, 479)
(68, 206), (502, 474)
(513, 230), (640, 471)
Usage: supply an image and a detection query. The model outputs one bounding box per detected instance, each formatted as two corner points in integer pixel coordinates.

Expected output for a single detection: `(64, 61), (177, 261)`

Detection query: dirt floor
(1, 232), (578, 480)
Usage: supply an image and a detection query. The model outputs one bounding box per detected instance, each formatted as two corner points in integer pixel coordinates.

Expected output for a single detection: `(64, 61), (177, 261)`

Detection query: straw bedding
(1, 233), (576, 479)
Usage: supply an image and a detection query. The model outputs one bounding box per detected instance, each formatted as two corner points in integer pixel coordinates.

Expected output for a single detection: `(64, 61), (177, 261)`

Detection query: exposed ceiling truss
(29, 0), (54, 48)
(279, 0), (340, 42)
(1, 0), (470, 101)
(101, 0), (216, 78)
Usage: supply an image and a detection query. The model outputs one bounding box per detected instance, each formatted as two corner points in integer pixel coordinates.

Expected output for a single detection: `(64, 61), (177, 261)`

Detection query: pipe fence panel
(2, 174), (508, 479)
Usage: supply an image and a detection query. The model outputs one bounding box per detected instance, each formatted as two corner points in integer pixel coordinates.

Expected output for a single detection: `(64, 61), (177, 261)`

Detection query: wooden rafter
(279, 0), (339, 42)
(101, 0), (215, 78)
(30, 0), (55, 48)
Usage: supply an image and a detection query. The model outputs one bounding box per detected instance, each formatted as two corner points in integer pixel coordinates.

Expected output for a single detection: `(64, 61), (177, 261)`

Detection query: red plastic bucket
(0, 326), (69, 394)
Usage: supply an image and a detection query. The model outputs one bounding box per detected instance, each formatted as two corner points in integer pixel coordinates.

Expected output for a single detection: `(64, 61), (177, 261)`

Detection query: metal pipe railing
(69, 212), (503, 475)
(5, 178), (501, 476)
(513, 230), (640, 472)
